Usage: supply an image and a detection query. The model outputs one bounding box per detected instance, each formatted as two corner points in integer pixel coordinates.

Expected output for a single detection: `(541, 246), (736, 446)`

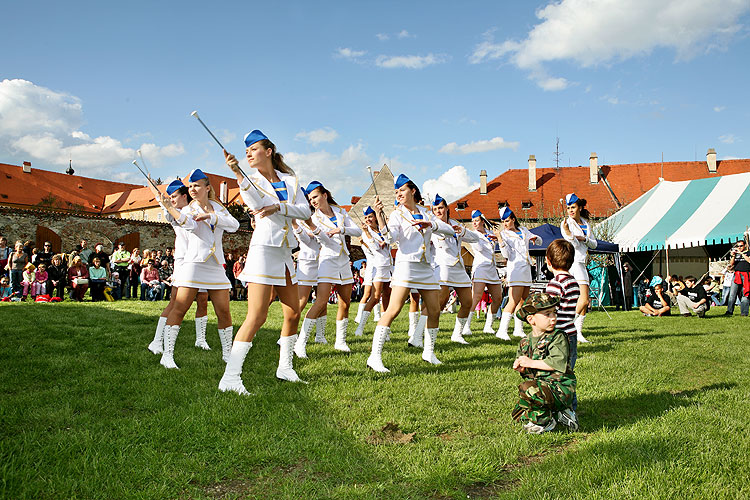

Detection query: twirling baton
(136, 149), (151, 178)
(132, 160), (161, 192)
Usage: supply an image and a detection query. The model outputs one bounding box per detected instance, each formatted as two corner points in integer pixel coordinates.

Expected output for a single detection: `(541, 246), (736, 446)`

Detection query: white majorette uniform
(561, 215), (596, 286)
(294, 223), (320, 287)
(498, 226), (541, 287)
(385, 204), (455, 291)
(432, 218), (477, 288)
(360, 225), (393, 284)
(171, 199), (240, 289)
(236, 168), (311, 286)
(312, 205), (361, 285)
(464, 228), (502, 285)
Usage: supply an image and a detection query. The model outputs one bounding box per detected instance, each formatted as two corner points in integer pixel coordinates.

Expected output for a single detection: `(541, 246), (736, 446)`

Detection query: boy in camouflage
(511, 293), (578, 434)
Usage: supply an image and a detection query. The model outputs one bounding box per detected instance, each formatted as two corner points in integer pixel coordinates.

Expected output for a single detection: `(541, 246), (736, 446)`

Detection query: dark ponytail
(577, 198), (591, 220)
(259, 139), (295, 175)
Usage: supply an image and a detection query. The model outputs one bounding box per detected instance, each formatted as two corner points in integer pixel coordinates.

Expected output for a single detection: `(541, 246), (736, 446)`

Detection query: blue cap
(471, 210), (482, 219)
(650, 276), (663, 287)
(499, 206), (513, 220)
(565, 193), (579, 206)
(433, 193), (445, 206)
(244, 129), (268, 148)
(363, 206), (375, 216)
(305, 181), (323, 195)
(394, 200), (399, 206)
(394, 173), (411, 189)
(188, 169), (208, 183)
(166, 179), (185, 195)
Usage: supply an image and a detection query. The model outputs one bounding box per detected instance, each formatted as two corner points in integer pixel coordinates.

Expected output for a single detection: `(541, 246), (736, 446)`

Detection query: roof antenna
(66, 157), (74, 175)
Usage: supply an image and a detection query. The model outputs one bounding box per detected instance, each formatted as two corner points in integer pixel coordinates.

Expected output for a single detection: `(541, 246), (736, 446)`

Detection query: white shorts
(318, 254), (354, 285)
(391, 260), (440, 291)
(296, 259), (318, 287)
(172, 259), (231, 290)
(570, 262), (590, 286)
(471, 262), (502, 285)
(438, 262), (471, 288)
(238, 245), (296, 286)
(506, 262), (533, 287)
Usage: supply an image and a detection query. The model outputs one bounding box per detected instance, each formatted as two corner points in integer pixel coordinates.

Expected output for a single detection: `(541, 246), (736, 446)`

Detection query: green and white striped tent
(602, 172), (750, 252)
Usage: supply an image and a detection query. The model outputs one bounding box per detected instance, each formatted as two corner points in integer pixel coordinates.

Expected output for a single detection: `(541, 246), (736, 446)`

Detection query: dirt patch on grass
(366, 422), (415, 445)
(190, 459), (319, 499)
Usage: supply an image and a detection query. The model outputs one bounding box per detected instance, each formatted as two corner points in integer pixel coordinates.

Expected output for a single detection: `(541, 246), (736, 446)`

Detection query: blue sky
(2, 0), (749, 203)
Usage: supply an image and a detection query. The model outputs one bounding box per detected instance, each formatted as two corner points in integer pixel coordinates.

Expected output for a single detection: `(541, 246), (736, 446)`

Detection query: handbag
(74, 278), (89, 286)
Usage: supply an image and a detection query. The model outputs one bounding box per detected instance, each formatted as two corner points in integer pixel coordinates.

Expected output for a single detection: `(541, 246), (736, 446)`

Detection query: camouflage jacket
(517, 329), (576, 387)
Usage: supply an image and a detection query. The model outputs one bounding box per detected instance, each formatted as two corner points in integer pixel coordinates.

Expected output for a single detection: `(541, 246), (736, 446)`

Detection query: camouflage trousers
(511, 379), (574, 425)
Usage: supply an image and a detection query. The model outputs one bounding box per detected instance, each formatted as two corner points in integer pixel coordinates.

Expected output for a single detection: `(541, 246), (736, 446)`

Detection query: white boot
(314, 316), (328, 343)
(513, 317), (526, 338)
(575, 314), (590, 343)
(334, 319), (351, 352)
(422, 327), (442, 365)
(354, 302), (366, 324)
(406, 311), (419, 342)
(367, 325), (390, 373)
(373, 302), (381, 321)
(451, 316), (469, 344)
(218, 326), (234, 362)
(354, 310), (370, 336)
(218, 341), (252, 395)
(483, 311), (495, 334)
(496, 311), (512, 340)
(295, 317), (315, 358)
(148, 316), (167, 354)
(194, 315), (211, 350)
(160, 324), (180, 369)
(277, 334), (305, 382)
(409, 314), (427, 348)
(462, 312), (473, 336)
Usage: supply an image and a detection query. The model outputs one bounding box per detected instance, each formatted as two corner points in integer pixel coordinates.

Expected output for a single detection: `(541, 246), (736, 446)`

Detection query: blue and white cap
(565, 193), (579, 206)
(244, 129), (268, 148)
(499, 206), (513, 220)
(304, 180), (323, 195)
(394, 173), (411, 189)
(471, 209), (482, 219)
(363, 206), (375, 216)
(432, 193), (445, 206)
(188, 169), (208, 183)
(394, 200), (399, 206)
(166, 179), (185, 195)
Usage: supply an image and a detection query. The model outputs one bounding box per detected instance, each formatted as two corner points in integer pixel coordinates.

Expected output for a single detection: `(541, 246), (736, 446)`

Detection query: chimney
(480, 170), (487, 195)
(22, 161), (31, 174)
(528, 155), (537, 192)
(706, 148), (717, 173)
(589, 153), (598, 184)
(220, 181), (228, 203)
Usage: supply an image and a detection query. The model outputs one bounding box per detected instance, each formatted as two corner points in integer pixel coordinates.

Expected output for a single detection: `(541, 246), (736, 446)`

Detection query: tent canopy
(528, 223), (619, 254)
(601, 172), (750, 252)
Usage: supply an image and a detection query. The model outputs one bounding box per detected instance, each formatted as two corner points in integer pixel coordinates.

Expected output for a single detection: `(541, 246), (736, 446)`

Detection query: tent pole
(665, 237), (670, 279)
(616, 253), (627, 309)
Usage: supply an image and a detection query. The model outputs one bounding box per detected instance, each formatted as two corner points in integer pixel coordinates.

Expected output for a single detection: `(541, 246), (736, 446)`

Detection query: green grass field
(1, 300), (749, 499)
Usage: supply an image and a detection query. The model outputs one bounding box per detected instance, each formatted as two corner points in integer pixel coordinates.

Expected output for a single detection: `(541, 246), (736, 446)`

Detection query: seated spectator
(0, 276), (12, 299)
(0, 236), (11, 278)
(89, 257), (108, 302)
(33, 263), (48, 297)
(21, 263), (36, 300)
(88, 244), (110, 274)
(109, 271), (122, 300)
(158, 259), (173, 300)
(36, 242), (54, 267)
(7, 241), (28, 298)
(140, 261), (161, 301)
(47, 254), (68, 300)
(640, 281), (671, 316)
(677, 275), (709, 317)
(68, 256), (89, 301)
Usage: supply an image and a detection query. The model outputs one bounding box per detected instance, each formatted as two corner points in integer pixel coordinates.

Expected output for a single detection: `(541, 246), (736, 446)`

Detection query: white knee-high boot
(218, 341), (252, 395)
(373, 302), (381, 321)
(354, 302), (366, 324)
(406, 311), (419, 341)
(422, 327), (441, 365)
(334, 319), (351, 352)
(160, 324), (180, 369)
(277, 334), (304, 382)
(409, 314), (427, 348)
(483, 311), (495, 333)
(314, 316), (328, 343)
(218, 326), (234, 362)
(367, 325), (390, 373)
(354, 310), (370, 336)
(451, 316), (469, 344)
(575, 314), (590, 343)
(496, 311), (512, 340)
(512, 316), (526, 338)
(295, 317), (316, 358)
(195, 316), (210, 350)
(462, 311), (473, 336)
(149, 317), (167, 354)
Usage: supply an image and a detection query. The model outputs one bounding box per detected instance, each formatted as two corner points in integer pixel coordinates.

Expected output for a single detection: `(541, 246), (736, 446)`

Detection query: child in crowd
(544, 239), (581, 416)
(512, 293), (577, 434)
(0, 276), (12, 299)
(32, 263), (48, 297)
(21, 263), (35, 299)
(677, 275), (709, 317)
(640, 279), (671, 316)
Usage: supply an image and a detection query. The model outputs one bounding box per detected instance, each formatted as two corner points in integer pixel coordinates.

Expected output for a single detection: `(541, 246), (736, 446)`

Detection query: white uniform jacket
(561, 216), (597, 263)
(237, 168), (311, 248)
(176, 199), (239, 265)
(432, 218), (480, 267)
(360, 226), (392, 268)
(312, 206), (362, 260)
(498, 227), (541, 268)
(464, 228), (500, 269)
(383, 205), (455, 264)
(293, 224), (321, 261)
(161, 203), (188, 260)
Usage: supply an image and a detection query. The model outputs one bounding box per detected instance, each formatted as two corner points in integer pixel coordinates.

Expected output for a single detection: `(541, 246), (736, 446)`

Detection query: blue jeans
(567, 335), (578, 411)
(726, 280), (749, 316)
(9, 269), (23, 297)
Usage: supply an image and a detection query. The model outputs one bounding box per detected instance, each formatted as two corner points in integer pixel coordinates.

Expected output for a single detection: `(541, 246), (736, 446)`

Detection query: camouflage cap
(515, 292), (561, 323)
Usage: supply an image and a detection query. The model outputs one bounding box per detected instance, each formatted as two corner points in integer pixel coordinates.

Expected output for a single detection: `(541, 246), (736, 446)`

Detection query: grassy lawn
(1, 299), (749, 499)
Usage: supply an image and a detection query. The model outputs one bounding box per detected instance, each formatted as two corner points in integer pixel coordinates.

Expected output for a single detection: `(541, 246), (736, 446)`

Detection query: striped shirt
(545, 272), (580, 338)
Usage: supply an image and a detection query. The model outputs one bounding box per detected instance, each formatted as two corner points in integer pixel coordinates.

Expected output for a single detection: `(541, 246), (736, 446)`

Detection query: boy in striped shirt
(544, 239), (580, 416)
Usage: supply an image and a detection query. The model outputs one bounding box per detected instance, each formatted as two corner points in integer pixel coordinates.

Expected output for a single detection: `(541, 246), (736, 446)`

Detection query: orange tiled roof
(449, 159), (750, 221)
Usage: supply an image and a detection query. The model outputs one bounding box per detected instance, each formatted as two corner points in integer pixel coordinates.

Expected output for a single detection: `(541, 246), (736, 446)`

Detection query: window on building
(521, 201), (533, 209)
(457, 201), (468, 210)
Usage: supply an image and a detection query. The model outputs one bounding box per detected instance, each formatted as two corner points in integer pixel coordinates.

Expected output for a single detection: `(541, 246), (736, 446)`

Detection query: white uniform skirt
(172, 257), (231, 290)
(391, 260), (440, 290)
(362, 263), (374, 286)
(506, 262), (533, 287)
(238, 245), (297, 286)
(296, 258), (318, 287)
(318, 254), (353, 285)
(570, 261), (590, 286)
(369, 264), (392, 284)
(472, 262), (502, 285)
(172, 257), (208, 292)
(438, 262), (472, 288)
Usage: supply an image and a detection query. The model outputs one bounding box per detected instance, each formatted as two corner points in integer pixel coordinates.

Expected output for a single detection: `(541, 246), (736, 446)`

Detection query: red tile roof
(449, 159), (750, 221)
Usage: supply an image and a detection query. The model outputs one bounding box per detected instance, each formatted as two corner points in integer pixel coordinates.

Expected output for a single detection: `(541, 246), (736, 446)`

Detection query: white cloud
(376, 33), (390, 41)
(719, 133), (738, 144)
(469, 0), (750, 90)
(375, 53), (448, 69)
(439, 136), (519, 154)
(714, 106), (726, 112)
(422, 166), (479, 203)
(0, 79), (183, 175)
(397, 30), (415, 39)
(285, 144), (370, 201)
(335, 47), (366, 60)
(295, 127), (339, 145)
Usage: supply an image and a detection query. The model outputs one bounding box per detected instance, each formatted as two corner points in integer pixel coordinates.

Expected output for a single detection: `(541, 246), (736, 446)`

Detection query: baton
(132, 160), (161, 192)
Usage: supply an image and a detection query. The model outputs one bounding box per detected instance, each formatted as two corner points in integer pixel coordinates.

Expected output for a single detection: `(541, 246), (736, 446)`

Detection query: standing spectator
(720, 265), (736, 306)
(30, 248), (39, 265)
(36, 242), (54, 267)
(21, 263), (36, 299)
(68, 256), (89, 301)
(88, 244), (110, 276)
(128, 248), (142, 299)
(158, 259), (173, 300)
(111, 242), (131, 299)
(725, 240), (750, 316)
(233, 255), (247, 300)
(89, 257), (108, 302)
(0, 236), (11, 278)
(704, 277), (721, 306)
(47, 254), (67, 300)
(68, 245), (82, 267)
(78, 239), (93, 267)
(140, 260), (161, 301)
(153, 250), (163, 269)
(7, 241), (28, 298)
(621, 262), (633, 311)
(225, 252), (236, 299)
(141, 249), (152, 267)
(22, 240), (34, 260)
(164, 247), (174, 267)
